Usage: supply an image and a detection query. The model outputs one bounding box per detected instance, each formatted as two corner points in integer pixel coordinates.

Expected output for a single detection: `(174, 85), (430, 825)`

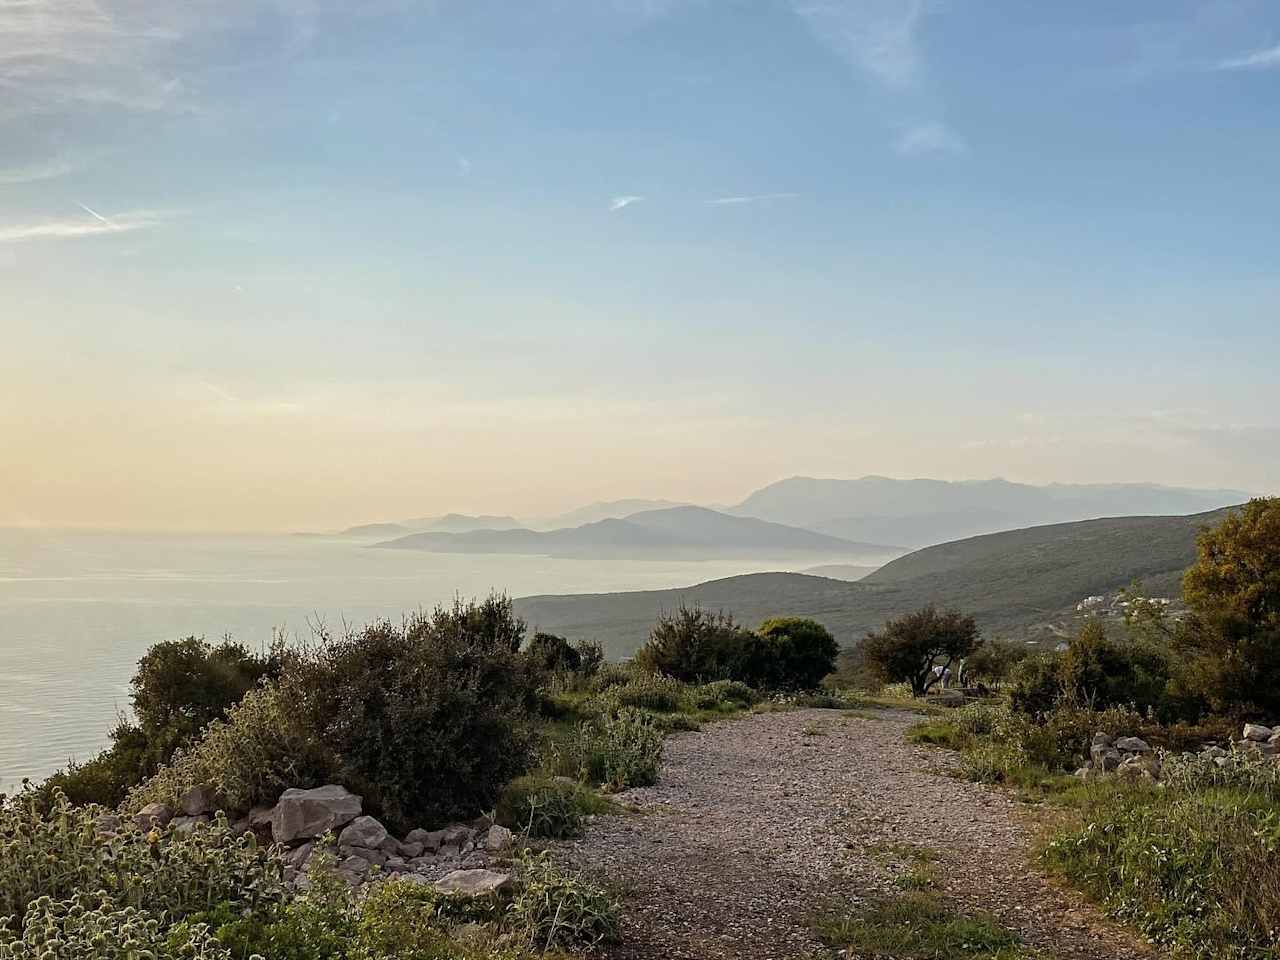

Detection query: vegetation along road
(558, 707), (1150, 960)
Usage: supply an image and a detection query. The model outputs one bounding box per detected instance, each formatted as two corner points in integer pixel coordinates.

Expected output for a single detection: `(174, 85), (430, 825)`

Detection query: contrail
(76, 202), (113, 225)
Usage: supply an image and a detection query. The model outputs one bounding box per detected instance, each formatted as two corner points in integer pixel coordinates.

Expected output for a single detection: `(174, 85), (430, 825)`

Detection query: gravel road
(558, 707), (1151, 960)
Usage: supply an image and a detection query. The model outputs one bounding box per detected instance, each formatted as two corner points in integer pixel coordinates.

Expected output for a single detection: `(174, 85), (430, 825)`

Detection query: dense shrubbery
(961, 640), (1028, 691)
(43, 637), (284, 808)
(130, 594), (540, 831)
(495, 775), (609, 839)
(633, 606), (837, 690)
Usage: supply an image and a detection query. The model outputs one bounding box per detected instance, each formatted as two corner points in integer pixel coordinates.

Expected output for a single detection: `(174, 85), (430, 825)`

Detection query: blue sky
(2, 0), (1278, 529)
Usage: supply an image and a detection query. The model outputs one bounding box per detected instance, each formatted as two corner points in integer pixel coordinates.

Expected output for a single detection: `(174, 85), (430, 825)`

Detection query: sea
(0, 529), (830, 792)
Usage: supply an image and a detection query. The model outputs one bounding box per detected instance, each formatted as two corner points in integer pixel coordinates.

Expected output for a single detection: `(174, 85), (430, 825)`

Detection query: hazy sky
(2, 0), (1278, 530)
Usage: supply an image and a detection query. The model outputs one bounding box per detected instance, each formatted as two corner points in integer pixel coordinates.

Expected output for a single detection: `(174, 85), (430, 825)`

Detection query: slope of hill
(338, 522), (411, 538)
(377, 506), (899, 559)
(513, 506), (1239, 658)
(731, 476), (1250, 547)
(530, 499), (690, 530)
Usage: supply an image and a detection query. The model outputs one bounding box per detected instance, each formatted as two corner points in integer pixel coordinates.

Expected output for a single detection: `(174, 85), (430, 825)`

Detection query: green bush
(0, 791), (285, 934)
(1058, 621), (1178, 718)
(689, 679), (758, 710)
(559, 708), (664, 790)
(1008, 654), (1062, 717)
(127, 683), (326, 814)
(495, 775), (593, 838)
(508, 851), (620, 950)
(633, 605), (760, 684)
(587, 663), (634, 692)
(962, 640), (1028, 691)
(755, 618), (839, 689)
(0, 892), (236, 960)
(611, 674), (687, 712)
(523, 632), (582, 673)
(41, 637), (285, 809)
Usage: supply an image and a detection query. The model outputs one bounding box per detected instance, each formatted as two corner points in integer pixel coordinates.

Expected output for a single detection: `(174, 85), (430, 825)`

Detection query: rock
(470, 814), (495, 832)
(441, 824), (473, 846)
(1072, 767), (1092, 781)
(1114, 736), (1151, 753)
(228, 816), (251, 836)
(1239, 739), (1277, 758)
(439, 843), (462, 859)
(286, 842), (315, 869)
(342, 845), (388, 866)
(1214, 756), (1233, 768)
(271, 785), (361, 844)
(1091, 731), (1113, 747)
(406, 827), (445, 852)
(179, 783), (220, 817)
(378, 835), (403, 856)
(433, 869), (514, 897)
(1090, 742), (1122, 771)
(1203, 745), (1228, 759)
(1243, 723), (1274, 742)
(94, 813), (122, 835)
(134, 802), (174, 831)
(484, 825), (513, 853)
(385, 856), (407, 872)
(400, 840), (425, 859)
(338, 855), (372, 875)
(407, 856), (436, 870)
(338, 815), (388, 850)
(171, 814), (211, 834)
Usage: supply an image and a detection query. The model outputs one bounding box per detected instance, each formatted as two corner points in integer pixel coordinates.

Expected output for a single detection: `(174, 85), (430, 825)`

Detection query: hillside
(514, 506), (1238, 657)
(376, 506), (899, 560)
(731, 476), (1250, 547)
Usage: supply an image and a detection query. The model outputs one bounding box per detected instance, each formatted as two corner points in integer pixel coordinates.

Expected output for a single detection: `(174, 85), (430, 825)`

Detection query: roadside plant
(560, 708), (664, 790)
(508, 850), (620, 951)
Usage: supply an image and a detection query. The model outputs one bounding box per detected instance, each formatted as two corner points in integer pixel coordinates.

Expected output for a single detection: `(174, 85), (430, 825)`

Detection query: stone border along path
(555, 707), (1152, 960)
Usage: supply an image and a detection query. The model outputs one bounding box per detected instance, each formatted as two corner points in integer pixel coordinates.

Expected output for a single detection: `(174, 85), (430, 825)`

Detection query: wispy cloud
(1215, 43), (1280, 71)
(609, 195), (644, 212)
(708, 193), (798, 205)
(0, 156), (79, 185)
(0, 208), (170, 243)
(895, 121), (966, 157)
(792, 0), (926, 87)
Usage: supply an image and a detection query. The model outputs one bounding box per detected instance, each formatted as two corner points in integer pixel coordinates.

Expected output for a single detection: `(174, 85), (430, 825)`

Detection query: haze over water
(0, 529), (844, 791)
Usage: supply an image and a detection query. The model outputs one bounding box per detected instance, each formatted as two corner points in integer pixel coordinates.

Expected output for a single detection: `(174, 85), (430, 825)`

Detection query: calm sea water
(0, 529), (826, 791)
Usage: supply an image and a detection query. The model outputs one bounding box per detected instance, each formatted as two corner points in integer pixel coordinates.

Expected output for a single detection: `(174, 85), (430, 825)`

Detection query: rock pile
(1198, 722), (1280, 767)
(1075, 732), (1159, 781)
(131, 783), (514, 890)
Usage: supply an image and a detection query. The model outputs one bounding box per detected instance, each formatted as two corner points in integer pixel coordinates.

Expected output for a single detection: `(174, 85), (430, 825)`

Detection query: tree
(756, 618), (839, 689)
(962, 639), (1028, 691)
(1176, 498), (1280, 715)
(861, 606), (982, 696)
(634, 605), (760, 684)
(524, 632), (582, 673)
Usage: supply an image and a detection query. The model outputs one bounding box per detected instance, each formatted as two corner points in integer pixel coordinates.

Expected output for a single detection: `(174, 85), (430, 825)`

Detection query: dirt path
(557, 708), (1151, 960)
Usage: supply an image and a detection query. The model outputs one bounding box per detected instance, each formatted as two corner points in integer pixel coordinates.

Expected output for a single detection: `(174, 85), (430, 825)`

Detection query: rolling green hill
(513, 506), (1238, 658)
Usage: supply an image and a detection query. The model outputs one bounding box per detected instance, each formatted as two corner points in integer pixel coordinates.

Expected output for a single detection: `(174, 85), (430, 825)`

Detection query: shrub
(41, 637), (285, 809)
(560, 708), (663, 790)
(507, 851), (620, 950)
(588, 663), (634, 692)
(862, 607), (982, 696)
(1008, 654), (1062, 717)
(690, 679), (758, 710)
(495, 775), (595, 838)
(127, 683), (325, 814)
(961, 640), (1028, 691)
(572, 639), (605, 677)
(356, 880), (500, 958)
(0, 791), (286, 933)
(755, 618), (839, 689)
(633, 605), (761, 684)
(523, 632), (581, 673)
(1057, 621), (1178, 717)
(611, 674), (687, 712)
(1177, 498), (1280, 716)
(0, 892), (236, 960)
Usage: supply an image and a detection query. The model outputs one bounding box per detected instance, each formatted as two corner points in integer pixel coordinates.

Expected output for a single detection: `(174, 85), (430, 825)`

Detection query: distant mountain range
(527, 499), (690, 530)
(375, 506), (900, 561)
(513, 505), (1239, 658)
(335, 514), (521, 538)
(728, 476), (1251, 547)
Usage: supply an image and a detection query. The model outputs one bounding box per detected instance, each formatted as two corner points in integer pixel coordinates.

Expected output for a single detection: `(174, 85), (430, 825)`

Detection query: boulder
(179, 783), (220, 817)
(378, 835), (403, 856)
(134, 802), (174, 831)
(338, 855), (372, 875)
(406, 828), (445, 852)
(1214, 756), (1233, 768)
(484, 825), (513, 853)
(94, 813), (122, 836)
(385, 856), (407, 872)
(337, 815), (388, 850)
(1091, 732), (1113, 747)
(400, 840), (425, 859)
(271, 785), (361, 844)
(1202, 745), (1228, 759)
(342, 845), (388, 866)
(433, 869), (514, 897)
(1090, 743), (1122, 772)
(1115, 736), (1152, 754)
(441, 824), (473, 846)
(1243, 723), (1274, 743)
(286, 842), (315, 869)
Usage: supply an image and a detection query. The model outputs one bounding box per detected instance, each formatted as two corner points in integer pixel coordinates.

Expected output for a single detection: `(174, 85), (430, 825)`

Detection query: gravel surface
(558, 707), (1152, 960)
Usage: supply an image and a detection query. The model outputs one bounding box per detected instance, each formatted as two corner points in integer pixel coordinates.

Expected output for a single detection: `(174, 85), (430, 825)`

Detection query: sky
(2, 0), (1278, 531)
